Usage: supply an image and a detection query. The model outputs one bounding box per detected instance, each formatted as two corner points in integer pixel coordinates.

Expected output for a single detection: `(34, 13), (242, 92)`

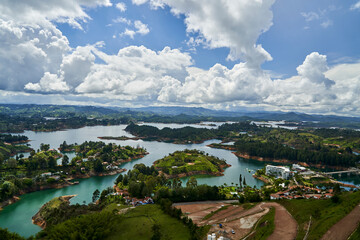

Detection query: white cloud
(25, 72), (70, 92)
(116, 2), (127, 12)
(131, 0), (275, 66)
(351, 1), (360, 10)
(134, 20), (150, 35)
(123, 29), (136, 39)
(75, 46), (192, 99)
(301, 12), (320, 22)
(132, 0), (149, 5)
(301, 6), (336, 29)
(121, 20), (149, 38)
(0, 0), (112, 30)
(320, 19), (333, 28)
(113, 17), (131, 25)
(0, 0), (112, 93)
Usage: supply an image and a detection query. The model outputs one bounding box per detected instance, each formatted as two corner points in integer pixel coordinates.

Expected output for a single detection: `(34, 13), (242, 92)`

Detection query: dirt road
(321, 204), (360, 240)
(174, 201), (298, 240)
(262, 202), (297, 240)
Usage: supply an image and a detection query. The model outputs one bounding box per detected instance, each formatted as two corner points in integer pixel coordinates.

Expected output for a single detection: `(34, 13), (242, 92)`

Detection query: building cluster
(270, 186), (334, 200)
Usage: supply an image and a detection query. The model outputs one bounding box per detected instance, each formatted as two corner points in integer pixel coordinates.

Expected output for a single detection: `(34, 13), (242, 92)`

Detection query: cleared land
(174, 201), (297, 240)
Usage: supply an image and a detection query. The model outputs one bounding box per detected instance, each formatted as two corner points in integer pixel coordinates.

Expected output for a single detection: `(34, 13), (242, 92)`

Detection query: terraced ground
(174, 201), (297, 240)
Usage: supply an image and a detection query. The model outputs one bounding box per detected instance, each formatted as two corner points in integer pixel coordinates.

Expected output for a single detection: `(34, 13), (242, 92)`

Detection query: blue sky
(0, 0), (360, 116)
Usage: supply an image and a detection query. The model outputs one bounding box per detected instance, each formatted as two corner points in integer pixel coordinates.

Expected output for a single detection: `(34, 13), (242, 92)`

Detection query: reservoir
(0, 124), (265, 237)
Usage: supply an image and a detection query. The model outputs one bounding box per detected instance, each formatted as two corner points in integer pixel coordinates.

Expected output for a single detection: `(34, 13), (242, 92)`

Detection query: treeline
(125, 123), (218, 142)
(35, 211), (120, 240)
(234, 139), (359, 167)
(0, 134), (28, 143)
(0, 114), (130, 133)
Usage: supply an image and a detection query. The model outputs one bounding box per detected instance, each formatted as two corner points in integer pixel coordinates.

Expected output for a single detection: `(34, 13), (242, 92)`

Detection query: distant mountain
(1, 104), (360, 126)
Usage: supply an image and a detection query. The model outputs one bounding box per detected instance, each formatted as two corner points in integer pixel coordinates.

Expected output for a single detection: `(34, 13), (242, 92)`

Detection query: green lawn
(107, 204), (191, 240)
(279, 191), (360, 240)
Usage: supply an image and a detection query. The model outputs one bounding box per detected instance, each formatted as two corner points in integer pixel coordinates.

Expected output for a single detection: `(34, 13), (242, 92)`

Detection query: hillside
(153, 149), (230, 177)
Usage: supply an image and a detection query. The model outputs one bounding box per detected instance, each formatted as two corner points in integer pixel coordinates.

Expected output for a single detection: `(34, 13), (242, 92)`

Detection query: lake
(0, 123), (265, 237)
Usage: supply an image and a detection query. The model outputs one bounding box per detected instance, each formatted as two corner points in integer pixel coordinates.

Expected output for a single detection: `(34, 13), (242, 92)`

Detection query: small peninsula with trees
(153, 150), (230, 178)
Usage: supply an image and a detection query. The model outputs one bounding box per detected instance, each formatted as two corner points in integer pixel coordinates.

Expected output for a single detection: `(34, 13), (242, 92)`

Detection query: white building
(292, 164), (306, 172)
(265, 165), (292, 179)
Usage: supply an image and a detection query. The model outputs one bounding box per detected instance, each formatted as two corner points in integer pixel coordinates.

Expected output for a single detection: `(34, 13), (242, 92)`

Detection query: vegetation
(153, 149), (228, 176)
(247, 207), (275, 240)
(0, 141), (146, 204)
(279, 190), (360, 240)
(349, 223), (360, 240)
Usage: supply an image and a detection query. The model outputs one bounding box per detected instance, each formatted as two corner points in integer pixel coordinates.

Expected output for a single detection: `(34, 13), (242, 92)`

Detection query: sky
(0, 0), (360, 116)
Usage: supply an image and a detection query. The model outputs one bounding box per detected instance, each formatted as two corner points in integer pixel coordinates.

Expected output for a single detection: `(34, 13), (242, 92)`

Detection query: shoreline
(0, 168), (126, 211)
(32, 194), (77, 229)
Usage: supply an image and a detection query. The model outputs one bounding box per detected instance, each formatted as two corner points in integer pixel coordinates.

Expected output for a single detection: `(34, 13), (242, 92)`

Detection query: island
(32, 195), (77, 228)
(0, 141), (148, 210)
(153, 149), (231, 178)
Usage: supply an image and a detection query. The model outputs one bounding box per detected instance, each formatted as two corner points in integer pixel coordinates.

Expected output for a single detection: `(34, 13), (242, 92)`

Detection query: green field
(279, 191), (360, 240)
(107, 204), (191, 240)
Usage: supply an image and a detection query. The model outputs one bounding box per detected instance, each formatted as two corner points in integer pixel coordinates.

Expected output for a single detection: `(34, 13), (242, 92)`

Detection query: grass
(349, 223), (360, 240)
(154, 150), (226, 175)
(279, 190), (360, 240)
(247, 207), (275, 240)
(101, 203), (129, 213)
(202, 205), (229, 220)
(106, 204), (191, 240)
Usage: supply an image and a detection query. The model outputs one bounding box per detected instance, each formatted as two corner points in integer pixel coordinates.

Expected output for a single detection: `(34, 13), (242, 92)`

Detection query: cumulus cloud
(75, 46), (192, 99)
(121, 20), (150, 38)
(0, 0), (111, 93)
(0, 0), (112, 30)
(116, 2), (127, 12)
(132, 0), (275, 66)
(25, 72), (70, 92)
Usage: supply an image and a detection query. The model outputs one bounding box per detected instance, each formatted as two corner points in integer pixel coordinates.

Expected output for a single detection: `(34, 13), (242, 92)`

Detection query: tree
(40, 143), (50, 152)
(48, 156), (57, 169)
(62, 155), (69, 166)
(7, 158), (17, 169)
(186, 177), (198, 188)
(94, 159), (104, 173)
(92, 189), (100, 202)
(172, 178), (182, 189)
(243, 177), (247, 186)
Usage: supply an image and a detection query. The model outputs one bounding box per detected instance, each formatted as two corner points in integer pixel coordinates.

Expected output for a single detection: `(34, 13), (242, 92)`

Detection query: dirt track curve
(261, 202), (297, 240)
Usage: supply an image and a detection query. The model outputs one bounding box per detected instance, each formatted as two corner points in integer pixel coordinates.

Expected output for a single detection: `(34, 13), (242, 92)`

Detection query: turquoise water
(0, 124), (266, 237)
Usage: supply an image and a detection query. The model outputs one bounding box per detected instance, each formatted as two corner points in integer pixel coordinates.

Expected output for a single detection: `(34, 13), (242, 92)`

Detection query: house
(270, 194), (280, 200)
(41, 172), (52, 177)
(265, 165), (292, 179)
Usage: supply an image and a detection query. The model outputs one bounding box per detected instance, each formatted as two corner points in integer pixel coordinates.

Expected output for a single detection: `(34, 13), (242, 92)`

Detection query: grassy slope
(248, 207), (275, 240)
(107, 204), (191, 240)
(155, 151), (222, 175)
(279, 191), (360, 240)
